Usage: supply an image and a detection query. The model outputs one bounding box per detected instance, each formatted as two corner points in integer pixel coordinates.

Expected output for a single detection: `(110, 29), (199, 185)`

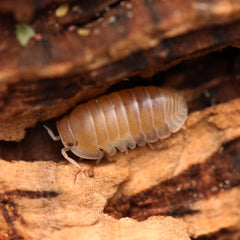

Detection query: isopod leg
(147, 142), (155, 150)
(102, 154), (114, 162)
(96, 158), (102, 165)
(43, 125), (61, 141)
(61, 147), (81, 169)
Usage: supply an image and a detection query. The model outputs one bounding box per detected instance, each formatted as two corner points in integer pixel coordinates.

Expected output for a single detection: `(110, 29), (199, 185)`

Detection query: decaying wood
(0, 1), (240, 239)
(0, 0), (119, 23)
(1, 0), (240, 141)
(0, 49), (240, 240)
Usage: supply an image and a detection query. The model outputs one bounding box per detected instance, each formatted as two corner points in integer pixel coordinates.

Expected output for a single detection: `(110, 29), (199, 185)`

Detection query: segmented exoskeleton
(44, 86), (188, 168)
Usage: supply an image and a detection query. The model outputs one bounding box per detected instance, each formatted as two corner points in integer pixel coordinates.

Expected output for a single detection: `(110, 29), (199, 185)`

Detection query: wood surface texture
(0, 1), (239, 240)
(0, 0), (240, 140)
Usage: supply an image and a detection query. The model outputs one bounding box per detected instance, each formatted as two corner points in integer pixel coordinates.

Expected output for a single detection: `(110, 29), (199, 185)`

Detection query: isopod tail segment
(43, 125), (81, 169)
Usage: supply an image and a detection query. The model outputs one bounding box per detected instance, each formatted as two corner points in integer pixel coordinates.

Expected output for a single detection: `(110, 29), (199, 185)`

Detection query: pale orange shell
(57, 86), (188, 160)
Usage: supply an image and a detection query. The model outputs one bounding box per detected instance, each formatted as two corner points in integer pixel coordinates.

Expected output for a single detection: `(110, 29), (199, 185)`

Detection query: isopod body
(46, 86), (187, 168)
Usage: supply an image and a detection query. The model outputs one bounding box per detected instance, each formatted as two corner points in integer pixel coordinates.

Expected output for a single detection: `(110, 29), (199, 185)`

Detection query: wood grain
(0, 0), (240, 141)
(0, 49), (239, 239)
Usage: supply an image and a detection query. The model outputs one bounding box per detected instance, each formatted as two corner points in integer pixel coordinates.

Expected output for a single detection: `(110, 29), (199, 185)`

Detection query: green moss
(16, 24), (35, 47)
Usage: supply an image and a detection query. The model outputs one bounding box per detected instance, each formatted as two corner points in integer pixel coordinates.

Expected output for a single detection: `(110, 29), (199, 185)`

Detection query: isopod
(44, 86), (188, 169)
